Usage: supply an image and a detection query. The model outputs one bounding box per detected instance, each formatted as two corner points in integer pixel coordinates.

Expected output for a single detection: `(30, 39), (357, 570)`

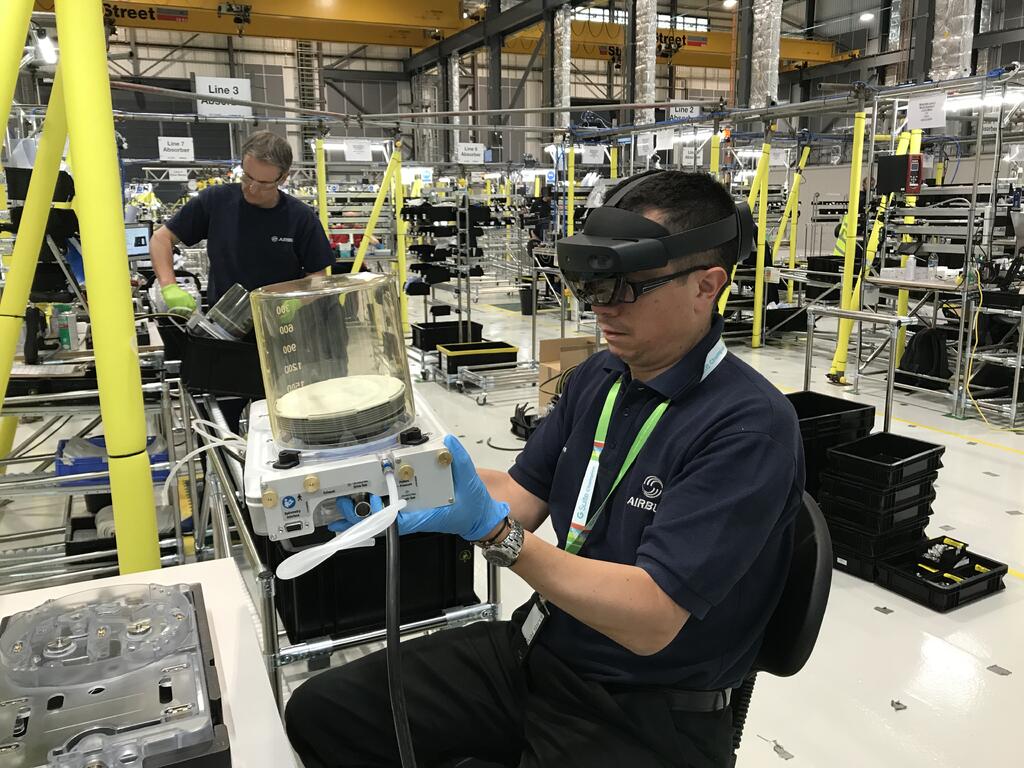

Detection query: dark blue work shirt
(509, 315), (804, 690)
(166, 184), (334, 304)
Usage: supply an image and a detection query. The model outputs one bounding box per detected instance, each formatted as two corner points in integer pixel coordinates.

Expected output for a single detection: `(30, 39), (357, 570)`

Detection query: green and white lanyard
(564, 338), (728, 555)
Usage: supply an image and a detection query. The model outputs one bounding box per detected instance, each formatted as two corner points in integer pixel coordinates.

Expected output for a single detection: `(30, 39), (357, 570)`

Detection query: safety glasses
(561, 264), (715, 306)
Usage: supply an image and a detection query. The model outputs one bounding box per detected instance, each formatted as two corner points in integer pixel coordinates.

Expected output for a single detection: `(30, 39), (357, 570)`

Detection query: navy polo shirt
(166, 184), (334, 304)
(509, 315), (804, 690)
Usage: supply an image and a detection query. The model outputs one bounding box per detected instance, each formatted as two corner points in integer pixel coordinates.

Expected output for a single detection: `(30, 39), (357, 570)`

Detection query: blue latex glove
(328, 435), (508, 541)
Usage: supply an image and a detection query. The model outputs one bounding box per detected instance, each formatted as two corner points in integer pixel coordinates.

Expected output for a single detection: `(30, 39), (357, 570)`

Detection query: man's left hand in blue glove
(328, 435), (508, 542)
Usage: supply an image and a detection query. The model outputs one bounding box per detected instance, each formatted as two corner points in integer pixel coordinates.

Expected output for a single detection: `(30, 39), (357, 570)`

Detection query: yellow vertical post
(411, 176), (423, 197)
(534, 175), (542, 197)
(56, 1), (160, 574)
(0, 71), (68, 414)
(484, 178), (492, 204)
(935, 159), (944, 186)
(567, 144), (576, 236)
(392, 145), (409, 331)
(830, 132), (911, 377)
(718, 137), (772, 316)
(710, 133), (722, 178)
(0, 0), (33, 159)
(896, 129), (923, 364)
(351, 151), (400, 273)
(610, 145), (619, 179)
(837, 112), (868, 317)
(787, 187), (800, 303)
(751, 159), (770, 348)
(315, 136), (329, 235)
(771, 146), (811, 266)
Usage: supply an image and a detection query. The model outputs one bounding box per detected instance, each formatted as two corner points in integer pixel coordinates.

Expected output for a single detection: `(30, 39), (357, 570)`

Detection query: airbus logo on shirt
(626, 475), (663, 513)
(271, 235), (295, 243)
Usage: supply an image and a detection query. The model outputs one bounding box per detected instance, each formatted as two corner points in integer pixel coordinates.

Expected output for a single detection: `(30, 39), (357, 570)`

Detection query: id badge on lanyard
(564, 338), (727, 555)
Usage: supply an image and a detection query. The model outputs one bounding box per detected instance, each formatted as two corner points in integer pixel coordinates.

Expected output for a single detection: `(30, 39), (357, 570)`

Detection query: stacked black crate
(784, 392), (875, 499)
(818, 433), (945, 581)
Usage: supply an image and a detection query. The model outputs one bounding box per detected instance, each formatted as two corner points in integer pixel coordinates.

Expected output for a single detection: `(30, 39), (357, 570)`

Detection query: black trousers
(285, 619), (734, 768)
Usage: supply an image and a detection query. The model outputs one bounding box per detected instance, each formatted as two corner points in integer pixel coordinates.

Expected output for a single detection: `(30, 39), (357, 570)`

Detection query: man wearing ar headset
(286, 171), (805, 768)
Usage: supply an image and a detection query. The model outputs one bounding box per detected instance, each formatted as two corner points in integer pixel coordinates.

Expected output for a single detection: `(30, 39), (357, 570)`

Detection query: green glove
(161, 284), (197, 316)
(278, 298), (302, 324)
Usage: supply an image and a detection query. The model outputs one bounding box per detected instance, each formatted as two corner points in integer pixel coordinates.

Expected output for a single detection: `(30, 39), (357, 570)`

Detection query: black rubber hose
(386, 521), (418, 768)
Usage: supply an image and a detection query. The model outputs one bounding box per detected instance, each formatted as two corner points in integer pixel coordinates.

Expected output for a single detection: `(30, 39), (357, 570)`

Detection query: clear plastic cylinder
(206, 282), (253, 339)
(250, 273), (414, 450)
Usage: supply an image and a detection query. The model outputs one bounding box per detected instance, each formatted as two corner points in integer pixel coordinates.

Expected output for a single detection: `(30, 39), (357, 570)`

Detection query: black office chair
(729, 492), (833, 765)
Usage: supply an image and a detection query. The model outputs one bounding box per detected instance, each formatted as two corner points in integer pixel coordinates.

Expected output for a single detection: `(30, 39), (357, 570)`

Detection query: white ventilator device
(243, 273), (454, 579)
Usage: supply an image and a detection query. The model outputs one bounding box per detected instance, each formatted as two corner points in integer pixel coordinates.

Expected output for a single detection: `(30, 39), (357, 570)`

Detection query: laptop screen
(125, 223), (152, 256)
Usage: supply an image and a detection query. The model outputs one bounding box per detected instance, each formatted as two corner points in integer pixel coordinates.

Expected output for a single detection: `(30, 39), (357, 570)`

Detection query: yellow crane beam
(506, 21), (845, 69)
(36, 1), (462, 38)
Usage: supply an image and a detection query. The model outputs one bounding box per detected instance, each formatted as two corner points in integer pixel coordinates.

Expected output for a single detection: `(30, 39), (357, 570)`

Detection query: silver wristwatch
(479, 518), (525, 567)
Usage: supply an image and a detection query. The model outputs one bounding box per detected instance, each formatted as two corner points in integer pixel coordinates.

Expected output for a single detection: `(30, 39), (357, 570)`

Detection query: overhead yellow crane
(37, 1), (851, 71)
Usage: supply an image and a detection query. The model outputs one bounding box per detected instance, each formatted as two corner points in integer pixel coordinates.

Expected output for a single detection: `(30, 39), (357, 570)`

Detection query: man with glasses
(286, 171), (804, 768)
(151, 130), (333, 313)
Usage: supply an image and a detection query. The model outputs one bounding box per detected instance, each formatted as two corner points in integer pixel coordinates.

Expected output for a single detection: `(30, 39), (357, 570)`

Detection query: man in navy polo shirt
(286, 171), (804, 768)
(150, 130), (333, 311)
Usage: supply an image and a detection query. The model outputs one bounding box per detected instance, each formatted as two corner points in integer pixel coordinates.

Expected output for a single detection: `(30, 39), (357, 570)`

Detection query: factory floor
(0, 292), (1020, 768)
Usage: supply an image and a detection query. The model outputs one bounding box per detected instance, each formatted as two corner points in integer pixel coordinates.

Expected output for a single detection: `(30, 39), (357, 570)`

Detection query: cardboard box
(537, 337), (603, 408)
(538, 361), (561, 409)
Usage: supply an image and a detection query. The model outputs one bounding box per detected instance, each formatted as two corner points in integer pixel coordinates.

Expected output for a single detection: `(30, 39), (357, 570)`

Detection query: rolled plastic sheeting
(634, 0), (657, 125)
(554, 5), (572, 130)
(750, 0), (783, 108)
(930, 0), (977, 81)
(449, 54), (461, 144)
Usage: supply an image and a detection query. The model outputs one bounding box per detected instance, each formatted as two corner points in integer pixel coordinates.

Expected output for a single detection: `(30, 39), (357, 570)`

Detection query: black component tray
(826, 432), (945, 485)
(410, 320), (483, 351)
(158, 321), (264, 398)
(818, 470), (938, 510)
(826, 517), (929, 558)
(786, 391), (876, 438)
(820, 490), (935, 533)
(259, 531), (478, 642)
(876, 537), (1008, 612)
(436, 340), (519, 375)
(64, 515), (178, 560)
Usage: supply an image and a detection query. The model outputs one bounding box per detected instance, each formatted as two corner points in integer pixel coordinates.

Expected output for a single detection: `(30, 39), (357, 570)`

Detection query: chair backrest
(755, 493), (833, 677)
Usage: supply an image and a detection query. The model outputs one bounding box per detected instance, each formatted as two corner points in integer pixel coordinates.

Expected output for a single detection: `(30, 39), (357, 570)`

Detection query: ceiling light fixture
(859, 12), (875, 22)
(723, 0), (738, 8)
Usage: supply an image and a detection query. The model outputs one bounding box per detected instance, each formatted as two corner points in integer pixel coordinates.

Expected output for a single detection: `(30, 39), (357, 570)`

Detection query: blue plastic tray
(55, 436), (169, 487)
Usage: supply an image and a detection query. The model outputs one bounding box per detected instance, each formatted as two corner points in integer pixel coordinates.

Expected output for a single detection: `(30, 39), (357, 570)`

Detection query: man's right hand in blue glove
(328, 435), (508, 542)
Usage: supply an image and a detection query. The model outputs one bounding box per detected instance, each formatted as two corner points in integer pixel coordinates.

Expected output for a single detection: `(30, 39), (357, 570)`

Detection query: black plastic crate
(818, 470), (938, 510)
(876, 537), (1008, 612)
(64, 515), (178, 560)
(259, 531), (478, 642)
(410, 320), (483, 352)
(436, 340), (519, 375)
(827, 517), (929, 558)
(820, 490), (935, 533)
(158, 322), (264, 398)
(785, 391), (876, 438)
(800, 427), (873, 499)
(765, 307), (807, 333)
(827, 432), (945, 486)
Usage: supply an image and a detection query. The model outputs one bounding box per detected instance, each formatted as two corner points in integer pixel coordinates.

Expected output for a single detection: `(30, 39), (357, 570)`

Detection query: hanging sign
(157, 137), (194, 162)
(635, 132), (655, 156)
(581, 145), (606, 165)
(167, 168), (190, 181)
(670, 105), (700, 119)
(679, 146), (698, 166)
(455, 142), (486, 164)
(907, 93), (948, 130)
(194, 76), (253, 117)
(345, 139), (373, 162)
(769, 147), (791, 167)
(656, 129), (676, 151)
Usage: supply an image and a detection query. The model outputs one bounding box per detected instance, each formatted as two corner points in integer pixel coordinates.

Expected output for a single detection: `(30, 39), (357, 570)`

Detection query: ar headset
(556, 170), (754, 306)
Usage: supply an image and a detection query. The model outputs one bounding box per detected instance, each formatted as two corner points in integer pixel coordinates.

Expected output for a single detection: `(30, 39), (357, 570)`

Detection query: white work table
(0, 558), (297, 768)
